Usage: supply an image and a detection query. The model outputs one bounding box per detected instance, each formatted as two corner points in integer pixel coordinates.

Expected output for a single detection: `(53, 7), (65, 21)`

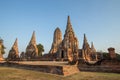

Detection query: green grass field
(0, 66), (120, 80)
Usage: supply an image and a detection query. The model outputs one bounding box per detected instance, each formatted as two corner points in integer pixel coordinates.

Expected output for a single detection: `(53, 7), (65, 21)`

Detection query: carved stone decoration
(49, 27), (62, 54)
(25, 31), (38, 59)
(8, 38), (19, 60)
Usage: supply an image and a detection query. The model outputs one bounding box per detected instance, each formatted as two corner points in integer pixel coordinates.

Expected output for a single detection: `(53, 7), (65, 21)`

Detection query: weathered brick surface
(0, 61), (80, 76)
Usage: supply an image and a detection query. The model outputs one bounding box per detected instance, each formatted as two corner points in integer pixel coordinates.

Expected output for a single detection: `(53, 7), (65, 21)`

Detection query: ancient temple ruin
(82, 34), (97, 61)
(49, 16), (79, 63)
(49, 27), (62, 54)
(58, 16), (79, 62)
(49, 16), (98, 63)
(25, 31), (38, 59)
(108, 47), (116, 59)
(0, 38), (5, 61)
(8, 38), (19, 60)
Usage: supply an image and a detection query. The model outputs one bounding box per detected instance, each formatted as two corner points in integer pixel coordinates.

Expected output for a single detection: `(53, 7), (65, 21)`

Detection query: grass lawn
(0, 66), (120, 80)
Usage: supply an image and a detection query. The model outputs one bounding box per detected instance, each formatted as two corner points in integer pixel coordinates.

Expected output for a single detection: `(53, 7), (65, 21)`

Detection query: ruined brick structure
(49, 16), (79, 63)
(25, 31), (38, 59)
(20, 52), (26, 60)
(49, 27), (62, 54)
(82, 34), (97, 61)
(0, 38), (5, 61)
(108, 47), (116, 59)
(8, 38), (19, 60)
(58, 16), (79, 63)
(50, 16), (98, 63)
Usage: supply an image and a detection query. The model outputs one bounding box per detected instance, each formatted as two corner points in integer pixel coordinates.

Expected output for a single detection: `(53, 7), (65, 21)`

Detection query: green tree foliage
(101, 52), (120, 60)
(37, 44), (44, 56)
(116, 53), (120, 61)
(102, 52), (109, 59)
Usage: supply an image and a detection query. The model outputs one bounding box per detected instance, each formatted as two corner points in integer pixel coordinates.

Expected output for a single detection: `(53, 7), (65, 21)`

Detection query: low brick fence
(78, 65), (120, 73)
(0, 61), (120, 76)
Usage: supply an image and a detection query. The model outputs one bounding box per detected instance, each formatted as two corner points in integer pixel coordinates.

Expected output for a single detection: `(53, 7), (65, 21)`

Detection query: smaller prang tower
(8, 38), (19, 60)
(25, 31), (38, 59)
(82, 34), (97, 61)
(49, 27), (62, 54)
(0, 38), (5, 61)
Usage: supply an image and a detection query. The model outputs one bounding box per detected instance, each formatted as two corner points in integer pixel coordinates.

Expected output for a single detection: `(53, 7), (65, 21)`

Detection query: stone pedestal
(2, 61), (80, 76)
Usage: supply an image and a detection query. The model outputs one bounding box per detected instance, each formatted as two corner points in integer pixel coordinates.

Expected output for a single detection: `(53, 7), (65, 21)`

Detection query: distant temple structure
(82, 34), (97, 61)
(49, 27), (62, 54)
(58, 16), (79, 63)
(0, 38), (5, 61)
(108, 47), (116, 59)
(8, 38), (19, 60)
(5, 16), (98, 62)
(25, 31), (38, 59)
(49, 16), (98, 62)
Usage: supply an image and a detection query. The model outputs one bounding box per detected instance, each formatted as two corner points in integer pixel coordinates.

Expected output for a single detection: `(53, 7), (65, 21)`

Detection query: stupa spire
(12, 38), (18, 48)
(82, 34), (90, 49)
(29, 31), (36, 45)
(49, 27), (62, 54)
(12, 38), (19, 54)
(64, 16), (74, 37)
(8, 38), (19, 60)
(91, 42), (96, 52)
(67, 16), (71, 24)
(83, 34), (87, 44)
(25, 31), (38, 58)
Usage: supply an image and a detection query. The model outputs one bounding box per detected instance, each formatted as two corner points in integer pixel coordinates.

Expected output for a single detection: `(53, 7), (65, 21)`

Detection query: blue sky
(0, 0), (120, 57)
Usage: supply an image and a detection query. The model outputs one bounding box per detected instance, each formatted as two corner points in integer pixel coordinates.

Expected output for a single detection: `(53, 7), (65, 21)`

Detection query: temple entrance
(61, 50), (64, 58)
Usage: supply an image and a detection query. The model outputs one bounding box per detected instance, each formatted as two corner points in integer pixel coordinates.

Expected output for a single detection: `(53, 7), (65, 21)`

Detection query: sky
(0, 0), (120, 57)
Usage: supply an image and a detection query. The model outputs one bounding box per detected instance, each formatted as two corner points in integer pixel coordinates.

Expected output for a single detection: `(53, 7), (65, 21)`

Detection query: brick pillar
(108, 47), (116, 59)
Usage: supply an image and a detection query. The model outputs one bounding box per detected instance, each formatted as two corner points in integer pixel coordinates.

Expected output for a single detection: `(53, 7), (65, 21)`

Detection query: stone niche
(108, 47), (116, 59)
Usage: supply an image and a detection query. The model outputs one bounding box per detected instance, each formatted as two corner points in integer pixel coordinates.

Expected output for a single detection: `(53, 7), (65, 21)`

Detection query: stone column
(108, 47), (116, 59)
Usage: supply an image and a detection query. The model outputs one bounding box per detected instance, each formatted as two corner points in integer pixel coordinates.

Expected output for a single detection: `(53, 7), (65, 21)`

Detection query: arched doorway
(61, 50), (64, 58)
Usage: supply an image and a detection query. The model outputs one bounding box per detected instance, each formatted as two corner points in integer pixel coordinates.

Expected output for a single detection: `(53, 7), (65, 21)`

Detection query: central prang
(49, 16), (97, 64)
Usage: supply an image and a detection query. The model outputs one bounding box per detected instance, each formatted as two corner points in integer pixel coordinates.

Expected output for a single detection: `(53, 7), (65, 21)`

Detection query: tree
(116, 53), (120, 61)
(37, 44), (44, 56)
(101, 52), (109, 59)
